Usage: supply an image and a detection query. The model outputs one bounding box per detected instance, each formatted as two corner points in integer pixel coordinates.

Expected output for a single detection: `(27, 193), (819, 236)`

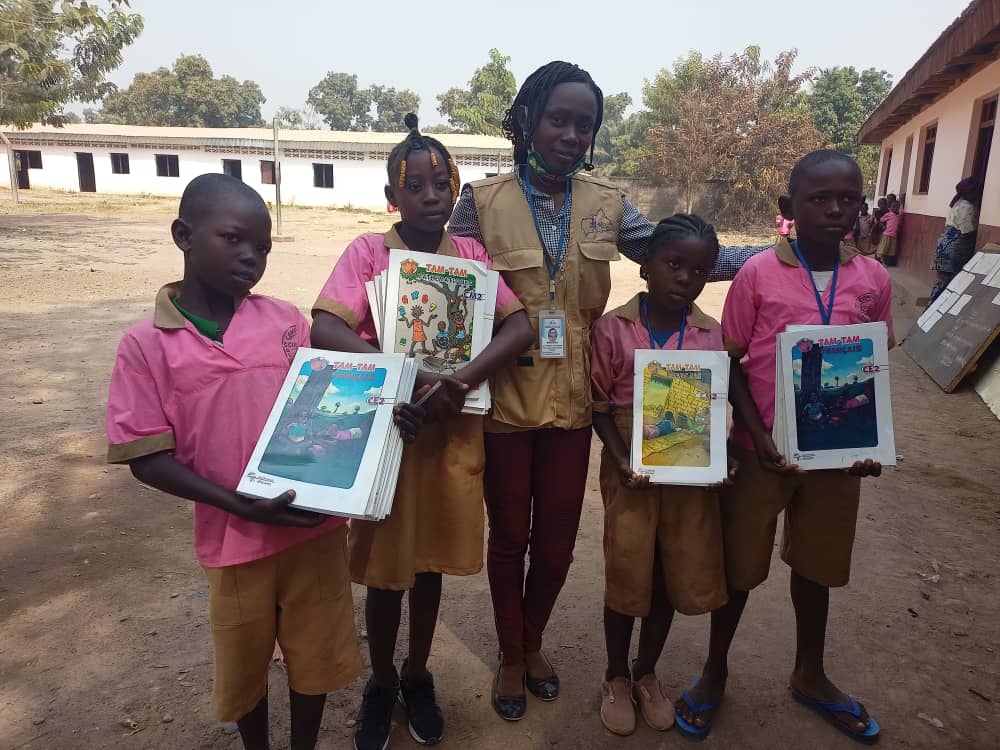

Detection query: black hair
(178, 173), (267, 224)
(501, 61), (604, 168)
(387, 113), (460, 202)
(640, 214), (720, 278)
(787, 149), (861, 196)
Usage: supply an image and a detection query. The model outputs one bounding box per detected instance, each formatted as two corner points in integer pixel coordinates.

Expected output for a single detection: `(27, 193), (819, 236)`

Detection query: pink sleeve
(721, 265), (758, 357)
(590, 317), (621, 414)
(296, 310), (312, 348)
(312, 236), (377, 329)
(872, 267), (895, 344)
(106, 333), (175, 463)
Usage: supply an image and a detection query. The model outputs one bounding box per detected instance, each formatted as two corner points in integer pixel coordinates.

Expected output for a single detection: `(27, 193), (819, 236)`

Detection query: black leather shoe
(492, 665), (526, 721)
(526, 651), (560, 701)
(526, 671), (560, 701)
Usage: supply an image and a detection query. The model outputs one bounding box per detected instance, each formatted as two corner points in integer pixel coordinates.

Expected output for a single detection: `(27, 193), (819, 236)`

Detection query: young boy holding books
(106, 174), (421, 750)
(675, 151), (893, 744)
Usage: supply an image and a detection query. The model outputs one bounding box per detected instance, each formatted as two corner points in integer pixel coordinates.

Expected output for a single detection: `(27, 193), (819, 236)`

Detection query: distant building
(859, 0), (1000, 283)
(1, 124), (513, 210)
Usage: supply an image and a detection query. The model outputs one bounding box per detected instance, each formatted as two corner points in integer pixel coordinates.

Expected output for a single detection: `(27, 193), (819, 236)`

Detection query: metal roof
(859, 0), (1000, 144)
(2, 123), (512, 153)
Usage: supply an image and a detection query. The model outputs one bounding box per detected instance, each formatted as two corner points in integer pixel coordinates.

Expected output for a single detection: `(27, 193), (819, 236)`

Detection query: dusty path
(1, 192), (997, 749)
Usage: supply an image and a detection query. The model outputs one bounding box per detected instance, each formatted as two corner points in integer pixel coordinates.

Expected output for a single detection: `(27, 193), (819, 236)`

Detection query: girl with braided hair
(311, 114), (533, 750)
(590, 214), (734, 736)
(448, 60), (766, 723)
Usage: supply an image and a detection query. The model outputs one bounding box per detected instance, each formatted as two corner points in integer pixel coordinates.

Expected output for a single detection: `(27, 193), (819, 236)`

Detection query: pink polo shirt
(591, 293), (724, 414)
(312, 226), (523, 341)
(107, 283), (343, 568)
(722, 240), (894, 450)
(881, 209), (902, 237)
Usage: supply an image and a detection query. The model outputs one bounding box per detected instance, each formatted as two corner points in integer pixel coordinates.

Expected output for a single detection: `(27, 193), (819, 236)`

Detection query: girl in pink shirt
(310, 115), (533, 749)
(590, 214), (734, 737)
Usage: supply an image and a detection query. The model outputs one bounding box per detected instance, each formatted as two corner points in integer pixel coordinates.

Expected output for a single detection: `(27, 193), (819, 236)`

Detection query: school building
(0, 124), (513, 210)
(859, 0), (1000, 284)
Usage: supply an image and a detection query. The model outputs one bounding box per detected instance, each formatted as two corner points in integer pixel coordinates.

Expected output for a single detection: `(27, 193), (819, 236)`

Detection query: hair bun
(404, 113), (419, 132)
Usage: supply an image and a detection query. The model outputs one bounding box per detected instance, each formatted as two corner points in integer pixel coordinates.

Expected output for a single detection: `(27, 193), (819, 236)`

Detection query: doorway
(222, 159), (243, 180)
(76, 153), (96, 192)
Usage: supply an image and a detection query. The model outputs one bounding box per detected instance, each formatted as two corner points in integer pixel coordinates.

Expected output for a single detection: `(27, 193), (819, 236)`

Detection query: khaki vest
(472, 172), (623, 431)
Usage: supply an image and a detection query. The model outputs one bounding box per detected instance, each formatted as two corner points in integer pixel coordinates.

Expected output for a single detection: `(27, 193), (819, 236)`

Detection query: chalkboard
(903, 245), (1000, 392)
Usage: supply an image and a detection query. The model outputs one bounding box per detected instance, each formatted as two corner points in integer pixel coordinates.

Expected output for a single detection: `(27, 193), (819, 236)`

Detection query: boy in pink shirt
(676, 152), (890, 744)
(106, 175), (420, 750)
(775, 196), (795, 241)
(591, 215), (733, 737)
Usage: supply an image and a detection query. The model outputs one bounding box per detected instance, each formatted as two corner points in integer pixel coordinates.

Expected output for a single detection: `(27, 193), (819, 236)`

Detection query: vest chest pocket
(577, 240), (619, 315)
(488, 246), (547, 310)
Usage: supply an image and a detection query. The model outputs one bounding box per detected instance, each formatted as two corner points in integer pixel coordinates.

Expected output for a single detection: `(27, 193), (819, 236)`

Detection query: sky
(100, 0), (972, 126)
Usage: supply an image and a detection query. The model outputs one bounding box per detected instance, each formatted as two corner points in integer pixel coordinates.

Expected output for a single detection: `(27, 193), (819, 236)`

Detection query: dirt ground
(1, 189), (998, 750)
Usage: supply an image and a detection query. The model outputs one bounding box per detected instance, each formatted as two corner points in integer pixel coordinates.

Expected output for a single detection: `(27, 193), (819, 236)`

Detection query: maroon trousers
(484, 426), (593, 664)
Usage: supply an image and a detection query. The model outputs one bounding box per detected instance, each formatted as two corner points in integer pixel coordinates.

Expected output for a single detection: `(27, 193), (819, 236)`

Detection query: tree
(592, 92), (632, 176)
(274, 104), (322, 130)
(808, 67), (892, 193)
(640, 47), (823, 224)
(307, 72), (372, 131)
(436, 49), (516, 136)
(369, 86), (421, 132)
(0, 0), (143, 127)
(98, 55), (265, 127)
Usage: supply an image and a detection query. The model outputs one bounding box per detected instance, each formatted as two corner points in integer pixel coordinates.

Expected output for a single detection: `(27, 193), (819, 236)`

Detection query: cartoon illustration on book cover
(640, 362), (713, 467)
(791, 336), (879, 451)
(393, 258), (477, 372)
(259, 357), (386, 489)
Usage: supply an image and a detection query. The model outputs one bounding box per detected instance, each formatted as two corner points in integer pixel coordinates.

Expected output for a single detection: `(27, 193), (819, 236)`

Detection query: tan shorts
(203, 525), (362, 722)
(350, 414), (485, 590)
(721, 445), (862, 591)
(599, 412), (727, 618)
(877, 235), (898, 258)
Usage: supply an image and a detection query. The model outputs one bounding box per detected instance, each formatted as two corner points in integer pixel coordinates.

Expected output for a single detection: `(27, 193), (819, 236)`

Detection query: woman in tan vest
(449, 61), (765, 721)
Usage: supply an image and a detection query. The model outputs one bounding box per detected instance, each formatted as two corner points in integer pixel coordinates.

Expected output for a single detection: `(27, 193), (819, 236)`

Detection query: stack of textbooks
(365, 249), (499, 415)
(237, 349), (418, 520)
(630, 350), (731, 486)
(772, 322), (896, 470)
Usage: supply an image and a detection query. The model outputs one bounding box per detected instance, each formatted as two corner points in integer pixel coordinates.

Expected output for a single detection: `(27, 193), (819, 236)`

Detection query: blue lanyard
(791, 240), (838, 325)
(520, 166), (572, 304)
(641, 297), (687, 350)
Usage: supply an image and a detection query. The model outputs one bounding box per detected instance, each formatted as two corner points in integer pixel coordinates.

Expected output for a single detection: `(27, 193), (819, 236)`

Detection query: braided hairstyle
(501, 61), (604, 169)
(640, 214), (720, 279)
(387, 113), (460, 203)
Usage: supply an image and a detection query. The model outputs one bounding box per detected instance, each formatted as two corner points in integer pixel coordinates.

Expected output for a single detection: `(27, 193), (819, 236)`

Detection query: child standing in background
(877, 199), (902, 265)
(776, 197), (795, 243)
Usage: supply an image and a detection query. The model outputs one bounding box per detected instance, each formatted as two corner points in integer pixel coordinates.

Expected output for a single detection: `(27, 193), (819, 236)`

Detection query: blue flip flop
(792, 690), (881, 745)
(674, 680), (718, 742)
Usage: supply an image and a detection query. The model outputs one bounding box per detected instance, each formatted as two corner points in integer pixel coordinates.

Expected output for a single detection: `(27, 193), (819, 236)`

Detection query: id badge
(539, 310), (566, 359)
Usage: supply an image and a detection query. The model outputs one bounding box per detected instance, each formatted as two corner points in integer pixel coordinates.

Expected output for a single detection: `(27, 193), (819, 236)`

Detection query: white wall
(877, 58), (1000, 224)
(0, 145), (494, 209)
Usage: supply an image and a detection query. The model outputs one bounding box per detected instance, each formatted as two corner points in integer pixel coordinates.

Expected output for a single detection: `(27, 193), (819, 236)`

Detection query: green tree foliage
(99, 55), (265, 127)
(637, 47), (823, 224)
(307, 73), (419, 132)
(273, 104), (322, 130)
(0, 0), (143, 127)
(307, 72), (372, 131)
(436, 49), (516, 136)
(369, 85), (421, 132)
(808, 67), (893, 193)
(592, 92), (635, 176)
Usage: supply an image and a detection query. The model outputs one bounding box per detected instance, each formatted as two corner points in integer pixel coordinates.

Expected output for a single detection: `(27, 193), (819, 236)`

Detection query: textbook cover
(377, 250), (498, 414)
(237, 348), (417, 520)
(630, 350), (730, 485)
(774, 322), (896, 470)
